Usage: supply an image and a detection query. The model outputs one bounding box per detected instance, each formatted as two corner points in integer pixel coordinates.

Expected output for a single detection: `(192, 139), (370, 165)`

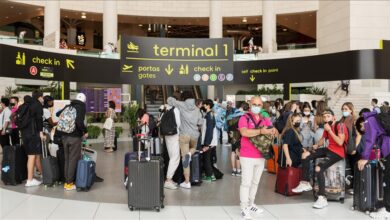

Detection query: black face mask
(10, 103), (15, 107)
(293, 122), (300, 128)
(327, 121), (333, 126)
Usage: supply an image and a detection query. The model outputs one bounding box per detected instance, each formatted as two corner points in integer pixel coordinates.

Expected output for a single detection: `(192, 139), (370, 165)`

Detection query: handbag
(103, 110), (114, 130)
(249, 134), (275, 160)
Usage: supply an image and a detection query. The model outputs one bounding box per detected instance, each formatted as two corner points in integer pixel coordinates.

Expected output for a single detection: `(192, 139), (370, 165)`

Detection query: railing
(235, 42), (316, 54)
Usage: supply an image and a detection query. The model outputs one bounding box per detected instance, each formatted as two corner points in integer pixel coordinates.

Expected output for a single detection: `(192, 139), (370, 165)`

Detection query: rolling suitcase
(127, 136), (164, 212)
(190, 151), (202, 186)
(41, 140), (60, 187)
(275, 149), (302, 196)
(267, 144), (279, 174)
(1, 137), (27, 185)
(150, 137), (162, 156)
(352, 151), (384, 213)
(75, 156), (96, 191)
(313, 158), (346, 203)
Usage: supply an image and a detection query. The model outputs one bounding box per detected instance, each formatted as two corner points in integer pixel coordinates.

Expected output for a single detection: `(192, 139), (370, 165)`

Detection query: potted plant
(124, 103), (139, 136)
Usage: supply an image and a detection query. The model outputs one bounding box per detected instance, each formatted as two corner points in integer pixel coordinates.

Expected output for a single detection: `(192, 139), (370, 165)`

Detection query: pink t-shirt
(11, 106), (18, 129)
(238, 112), (273, 159)
(140, 114), (149, 125)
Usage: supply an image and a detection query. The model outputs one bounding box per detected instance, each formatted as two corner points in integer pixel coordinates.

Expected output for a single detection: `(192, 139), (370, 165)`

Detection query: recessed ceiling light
(18, 12), (22, 15)
(65, 15), (68, 18)
(168, 25), (172, 28)
(5, 16), (9, 19)
(81, 12), (86, 19)
(283, 28), (288, 31)
(10, 6), (14, 9)
(242, 17), (247, 23)
(138, 24), (143, 27)
(295, 22), (298, 25)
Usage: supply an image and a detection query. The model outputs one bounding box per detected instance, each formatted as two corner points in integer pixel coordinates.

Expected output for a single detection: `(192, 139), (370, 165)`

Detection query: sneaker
(249, 204), (264, 215)
(313, 196), (328, 209)
(292, 181), (312, 193)
(63, 183), (69, 189)
(211, 175), (217, 181)
(370, 208), (390, 219)
(241, 207), (252, 220)
(236, 170), (242, 177)
(164, 181), (178, 190)
(232, 170), (237, 176)
(180, 182), (191, 189)
(64, 183), (76, 191)
(202, 176), (212, 182)
(347, 188), (354, 195)
(182, 153), (191, 168)
(25, 179), (42, 187)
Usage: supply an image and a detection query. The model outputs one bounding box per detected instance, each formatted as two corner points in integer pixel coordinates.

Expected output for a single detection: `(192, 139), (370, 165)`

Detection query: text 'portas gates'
(120, 36), (234, 85)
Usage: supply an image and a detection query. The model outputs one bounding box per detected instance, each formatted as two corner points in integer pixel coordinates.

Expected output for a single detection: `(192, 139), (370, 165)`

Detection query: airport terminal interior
(1, 0), (390, 219)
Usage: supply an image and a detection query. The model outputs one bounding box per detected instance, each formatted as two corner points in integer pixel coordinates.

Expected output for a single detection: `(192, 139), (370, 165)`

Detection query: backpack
(57, 105), (77, 134)
(14, 102), (32, 130)
(227, 116), (242, 149)
(334, 121), (351, 153)
(376, 113), (390, 136)
(148, 114), (158, 137)
(160, 107), (177, 136)
(245, 113), (275, 160)
(274, 112), (286, 133)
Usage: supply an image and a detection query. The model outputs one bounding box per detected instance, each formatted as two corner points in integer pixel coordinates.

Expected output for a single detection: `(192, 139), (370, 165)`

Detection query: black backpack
(160, 107), (178, 136)
(14, 102), (31, 130)
(376, 113), (390, 136)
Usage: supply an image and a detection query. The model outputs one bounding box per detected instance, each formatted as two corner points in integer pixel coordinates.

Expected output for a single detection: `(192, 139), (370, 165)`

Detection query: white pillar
(44, 1), (60, 48)
(262, 0), (276, 53)
(103, 0), (118, 47)
(208, 0), (223, 99)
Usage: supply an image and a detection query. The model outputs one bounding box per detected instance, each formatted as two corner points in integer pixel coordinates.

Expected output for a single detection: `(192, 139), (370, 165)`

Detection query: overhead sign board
(120, 36), (234, 85)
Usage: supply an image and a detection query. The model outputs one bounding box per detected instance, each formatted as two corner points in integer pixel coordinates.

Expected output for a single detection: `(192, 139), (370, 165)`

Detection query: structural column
(44, 0), (60, 48)
(262, 0), (276, 53)
(103, 0), (118, 47)
(208, 0), (223, 100)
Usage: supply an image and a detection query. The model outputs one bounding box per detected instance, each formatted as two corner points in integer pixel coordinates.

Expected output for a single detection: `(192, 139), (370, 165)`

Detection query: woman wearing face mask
(278, 113), (303, 167)
(300, 103), (315, 150)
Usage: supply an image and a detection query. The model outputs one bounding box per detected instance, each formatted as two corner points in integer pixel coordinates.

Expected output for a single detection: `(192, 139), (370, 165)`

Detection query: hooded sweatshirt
(20, 95), (43, 136)
(167, 97), (203, 139)
(56, 100), (87, 137)
(362, 111), (390, 159)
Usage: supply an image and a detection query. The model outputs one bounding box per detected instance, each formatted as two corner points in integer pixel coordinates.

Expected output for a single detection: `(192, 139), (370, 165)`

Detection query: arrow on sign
(165, 64), (174, 75)
(66, 59), (75, 69)
(250, 75), (255, 82)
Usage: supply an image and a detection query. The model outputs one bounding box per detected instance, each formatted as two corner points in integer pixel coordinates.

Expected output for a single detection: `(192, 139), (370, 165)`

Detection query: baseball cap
(76, 93), (86, 103)
(322, 108), (335, 116)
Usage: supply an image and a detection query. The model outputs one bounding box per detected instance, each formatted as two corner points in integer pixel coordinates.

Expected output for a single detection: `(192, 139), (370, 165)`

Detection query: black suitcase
(127, 136), (164, 212)
(56, 144), (65, 183)
(190, 151), (202, 186)
(352, 161), (384, 213)
(41, 141), (60, 186)
(1, 141), (27, 185)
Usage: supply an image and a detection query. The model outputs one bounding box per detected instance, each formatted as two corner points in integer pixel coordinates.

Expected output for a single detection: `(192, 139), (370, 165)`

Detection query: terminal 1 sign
(120, 36), (234, 85)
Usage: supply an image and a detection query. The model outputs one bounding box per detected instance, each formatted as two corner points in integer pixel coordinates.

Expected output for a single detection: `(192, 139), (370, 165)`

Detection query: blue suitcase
(76, 159), (96, 191)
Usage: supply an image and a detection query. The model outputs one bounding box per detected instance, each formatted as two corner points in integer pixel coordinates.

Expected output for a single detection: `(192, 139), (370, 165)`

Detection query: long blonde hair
(281, 113), (302, 142)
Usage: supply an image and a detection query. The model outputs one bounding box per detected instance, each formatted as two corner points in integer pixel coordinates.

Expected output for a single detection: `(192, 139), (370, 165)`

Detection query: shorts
(22, 134), (42, 155)
(231, 142), (240, 153)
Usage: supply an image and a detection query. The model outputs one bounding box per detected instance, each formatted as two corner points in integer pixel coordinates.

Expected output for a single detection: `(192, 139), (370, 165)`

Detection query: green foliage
(14, 81), (61, 99)
(124, 103), (139, 129)
(115, 127), (123, 137)
(87, 125), (101, 139)
(236, 85), (327, 96)
(4, 87), (17, 98)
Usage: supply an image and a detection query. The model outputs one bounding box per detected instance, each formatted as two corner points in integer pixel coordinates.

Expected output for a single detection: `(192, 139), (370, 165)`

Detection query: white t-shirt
(43, 108), (51, 120)
(0, 107), (12, 130)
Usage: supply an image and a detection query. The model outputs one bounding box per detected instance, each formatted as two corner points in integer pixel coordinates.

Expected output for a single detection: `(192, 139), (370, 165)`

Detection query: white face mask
(304, 112), (311, 116)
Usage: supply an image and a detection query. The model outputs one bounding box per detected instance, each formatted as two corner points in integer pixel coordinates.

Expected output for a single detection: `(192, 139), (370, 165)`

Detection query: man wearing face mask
(292, 109), (347, 209)
(21, 91), (46, 187)
(238, 96), (277, 219)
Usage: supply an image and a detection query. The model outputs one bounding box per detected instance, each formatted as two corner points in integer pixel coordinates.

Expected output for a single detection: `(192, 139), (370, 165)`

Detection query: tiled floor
(0, 141), (372, 219)
(1, 188), (371, 220)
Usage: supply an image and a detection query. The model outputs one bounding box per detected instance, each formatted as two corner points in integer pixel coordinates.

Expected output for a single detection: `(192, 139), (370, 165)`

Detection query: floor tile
(263, 203), (324, 219)
(182, 206), (231, 220)
(48, 199), (99, 219)
(94, 203), (139, 219)
(311, 199), (371, 219)
(140, 206), (185, 220)
(0, 189), (31, 218)
(4, 194), (62, 219)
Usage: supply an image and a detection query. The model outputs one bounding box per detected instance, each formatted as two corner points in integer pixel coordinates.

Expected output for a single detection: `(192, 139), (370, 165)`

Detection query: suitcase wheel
(340, 198), (345, 204)
(129, 206), (134, 211)
(161, 204), (165, 209)
(351, 206), (355, 211)
(155, 207), (160, 212)
(365, 211), (370, 215)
